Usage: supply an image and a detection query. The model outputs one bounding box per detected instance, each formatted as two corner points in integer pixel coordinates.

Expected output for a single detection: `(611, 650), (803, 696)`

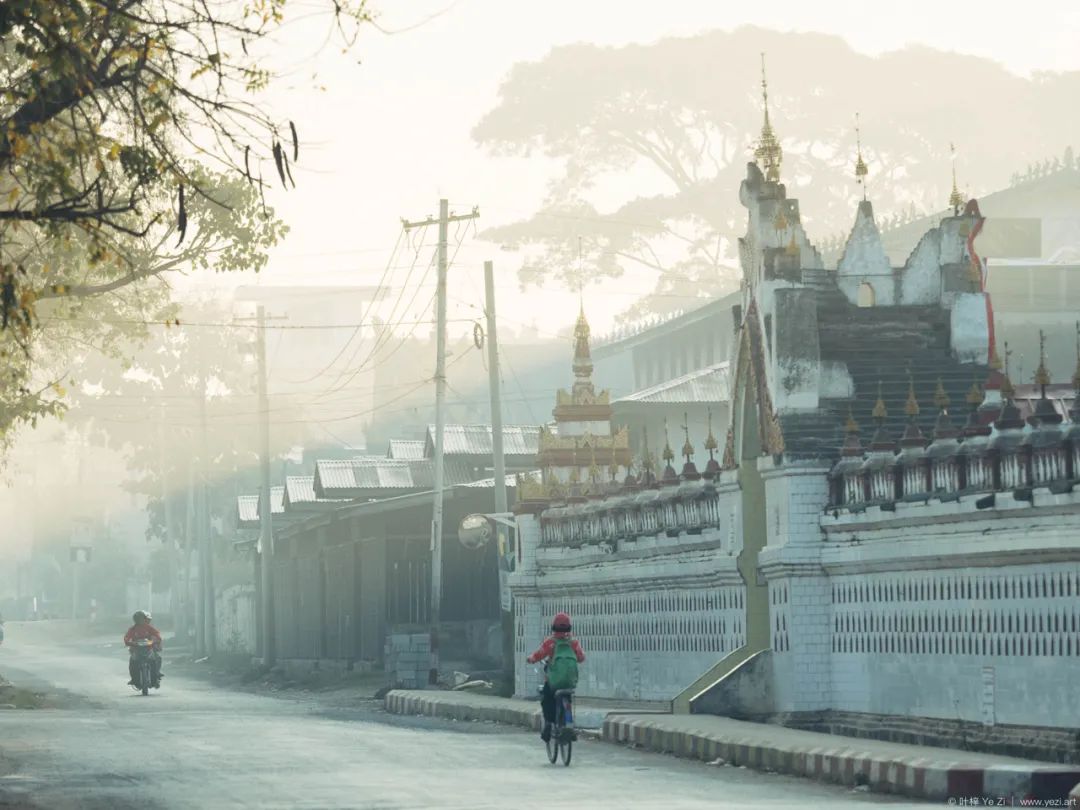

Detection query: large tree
(474, 27), (1080, 320)
(0, 0), (366, 445)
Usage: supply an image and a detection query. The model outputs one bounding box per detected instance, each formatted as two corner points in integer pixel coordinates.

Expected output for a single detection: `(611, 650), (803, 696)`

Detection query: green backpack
(547, 637), (579, 690)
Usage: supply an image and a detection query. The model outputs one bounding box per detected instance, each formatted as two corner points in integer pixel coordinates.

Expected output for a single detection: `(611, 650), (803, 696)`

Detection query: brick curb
(603, 715), (1080, 804)
(384, 691), (1080, 803)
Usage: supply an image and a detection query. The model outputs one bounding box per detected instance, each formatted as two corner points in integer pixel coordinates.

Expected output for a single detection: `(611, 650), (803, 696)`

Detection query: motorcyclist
(123, 610), (163, 687)
(526, 612), (585, 742)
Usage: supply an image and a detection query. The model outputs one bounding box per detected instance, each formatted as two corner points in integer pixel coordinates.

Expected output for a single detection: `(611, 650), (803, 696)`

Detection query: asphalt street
(0, 623), (923, 809)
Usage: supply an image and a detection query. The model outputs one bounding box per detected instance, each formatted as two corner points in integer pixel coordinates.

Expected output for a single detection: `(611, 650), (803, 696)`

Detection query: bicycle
(546, 686), (575, 766)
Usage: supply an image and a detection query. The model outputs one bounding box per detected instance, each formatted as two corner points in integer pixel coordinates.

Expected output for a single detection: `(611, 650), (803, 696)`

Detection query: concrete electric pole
(255, 304), (275, 667)
(402, 199), (479, 685)
(483, 259), (514, 688)
(199, 373), (216, 656)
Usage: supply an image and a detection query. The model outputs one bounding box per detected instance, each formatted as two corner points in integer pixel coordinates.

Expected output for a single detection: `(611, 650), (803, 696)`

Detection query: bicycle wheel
(546, 732), (559, 764)
(560, 738), (573, 766)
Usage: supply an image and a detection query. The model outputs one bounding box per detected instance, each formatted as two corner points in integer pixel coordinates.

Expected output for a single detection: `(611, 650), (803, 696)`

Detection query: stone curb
(384, 690), (543, 732)
(602, 715), (1080, 804)
(384, 691), (1080, 803)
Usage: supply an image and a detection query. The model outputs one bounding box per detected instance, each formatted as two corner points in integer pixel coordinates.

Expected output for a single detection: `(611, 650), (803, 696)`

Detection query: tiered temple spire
(854, 113), (868, 200)
(949, 142), (964, 214)
(754, 53), (783, 184)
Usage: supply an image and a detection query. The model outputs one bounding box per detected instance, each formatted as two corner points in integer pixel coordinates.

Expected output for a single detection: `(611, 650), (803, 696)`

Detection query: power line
(284, 227), (406, 386)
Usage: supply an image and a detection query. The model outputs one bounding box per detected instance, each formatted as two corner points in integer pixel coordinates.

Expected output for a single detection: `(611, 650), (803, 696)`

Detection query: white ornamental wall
(828, 564), (1080, 727)
(821, 491), (1080, 729)
(511, 483), (747, 701)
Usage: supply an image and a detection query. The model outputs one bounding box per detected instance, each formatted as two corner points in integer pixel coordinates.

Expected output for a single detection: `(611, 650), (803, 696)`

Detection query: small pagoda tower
(534, 305), (632, 498)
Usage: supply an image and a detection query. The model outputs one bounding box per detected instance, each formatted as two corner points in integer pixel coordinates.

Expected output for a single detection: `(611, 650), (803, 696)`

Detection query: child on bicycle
(526, 612), (585, 742)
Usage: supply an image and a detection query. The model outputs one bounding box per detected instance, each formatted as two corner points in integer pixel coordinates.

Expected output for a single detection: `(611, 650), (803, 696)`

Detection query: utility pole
(402, 199), (480, 685)
(157, 407), (180, 639)
(256, 304), (275, 667)
(199, 374), (216, 656)
(189, 460), (201, 657)
(483, 260), (514, 688)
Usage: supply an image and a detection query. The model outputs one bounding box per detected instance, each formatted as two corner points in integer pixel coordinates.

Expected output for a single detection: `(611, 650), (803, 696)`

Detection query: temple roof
(614, 363), (731, 406)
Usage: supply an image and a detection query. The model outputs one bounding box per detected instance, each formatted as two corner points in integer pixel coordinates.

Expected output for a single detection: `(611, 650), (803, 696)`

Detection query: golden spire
(773, 207), (788, 232)
(988, 338), (1003, 371)
(844, 405), (859, 434)
(1034, 329), (1052, 389)
(640, 427), (656, 477)
(933, 378), (950, 411)
(608, 443), (619, 482)
(966, 378), (984, 407)
(704, 409), (719, 456)
(785, 232), (799, 257)
(681, 412), (694, 461)
(872, 380), (888, 421)
(662, 421), (675, 464)
(1001, 340), (1015, 399)
(949, 142), (964, 214)
(854, 113), (868, 200)
(904, 370), (920, 418)
(754, 53), (783, 183)
(588, 446), (601, 486)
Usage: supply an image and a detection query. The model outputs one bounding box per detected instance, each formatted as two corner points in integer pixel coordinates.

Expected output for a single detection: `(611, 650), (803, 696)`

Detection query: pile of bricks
(384, 632), (430, 689)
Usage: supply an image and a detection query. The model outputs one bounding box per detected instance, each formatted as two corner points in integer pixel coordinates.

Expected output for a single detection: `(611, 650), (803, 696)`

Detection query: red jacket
(124, 624), (162, 650)
(527, 632), (585, 665)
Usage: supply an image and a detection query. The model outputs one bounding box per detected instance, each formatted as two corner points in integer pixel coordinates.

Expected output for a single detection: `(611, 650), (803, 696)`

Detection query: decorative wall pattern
(830, 567), (1080, 658)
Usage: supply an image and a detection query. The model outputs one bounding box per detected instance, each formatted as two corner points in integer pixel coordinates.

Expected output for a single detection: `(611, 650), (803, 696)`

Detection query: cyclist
(526, 612), (585, 742)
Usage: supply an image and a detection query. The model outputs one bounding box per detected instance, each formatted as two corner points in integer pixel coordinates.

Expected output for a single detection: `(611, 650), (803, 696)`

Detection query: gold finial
(681, 412), (694, 461)
(588, 446), (601, 484)
(904, 370), (920, 418)
(854, 113), (868, 200)
(1034, 329), (1051, 389)
(844, 405), (859, 434)
(966, 378), (984, 406)
(662, 421), (675, 464)
(754, 53), (783, 183)
(872, 380), (888, 421)
(785, 232), (799, 257)
(704, 409), (719, 455)
(1001, 341), (1015, 399)
(949, 142), (964, 214)
(608, 443), (619, 482)
(988, 337), (1003, 371)
(933, 378), (950, 410)
(640, 427), (655, 474)
(773, 207), (788, 232)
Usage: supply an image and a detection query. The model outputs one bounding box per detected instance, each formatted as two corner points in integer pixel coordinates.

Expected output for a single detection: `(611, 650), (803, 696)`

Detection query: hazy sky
(189, 0), (1080, 341)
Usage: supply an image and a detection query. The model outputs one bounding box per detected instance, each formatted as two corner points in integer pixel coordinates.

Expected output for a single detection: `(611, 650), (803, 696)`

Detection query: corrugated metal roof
(424, 424), (541, 457)
(314, 457), (473, 496)
(255, 486), (285, 519)
(237, 495), (259, 525)
(461, 471), (540, 488)
(616, 363), (731, 405)
(386, 439), (425, 460)
(238, 487), (284, 526)
(285, 476), (317, 504)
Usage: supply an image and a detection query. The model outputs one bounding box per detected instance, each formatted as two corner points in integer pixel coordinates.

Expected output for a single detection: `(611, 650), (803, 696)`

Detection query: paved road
(0, 624), (921, 809)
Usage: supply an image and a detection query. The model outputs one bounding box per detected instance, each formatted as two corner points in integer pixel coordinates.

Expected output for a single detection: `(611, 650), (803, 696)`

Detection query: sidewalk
(385, 690), (1080, 804)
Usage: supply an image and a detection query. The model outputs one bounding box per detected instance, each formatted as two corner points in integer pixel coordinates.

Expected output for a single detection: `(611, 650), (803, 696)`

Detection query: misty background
(3, 1), (1080, 620)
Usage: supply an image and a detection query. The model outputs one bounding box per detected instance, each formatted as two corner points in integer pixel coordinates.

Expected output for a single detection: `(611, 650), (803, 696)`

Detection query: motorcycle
(129, 639), (158, 696)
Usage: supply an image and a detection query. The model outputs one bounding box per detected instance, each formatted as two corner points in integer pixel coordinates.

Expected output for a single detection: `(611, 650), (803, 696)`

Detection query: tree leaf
(271, 141), (287, 189)
(289, 121), (299, 162)
(176, 184), (187, 246)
